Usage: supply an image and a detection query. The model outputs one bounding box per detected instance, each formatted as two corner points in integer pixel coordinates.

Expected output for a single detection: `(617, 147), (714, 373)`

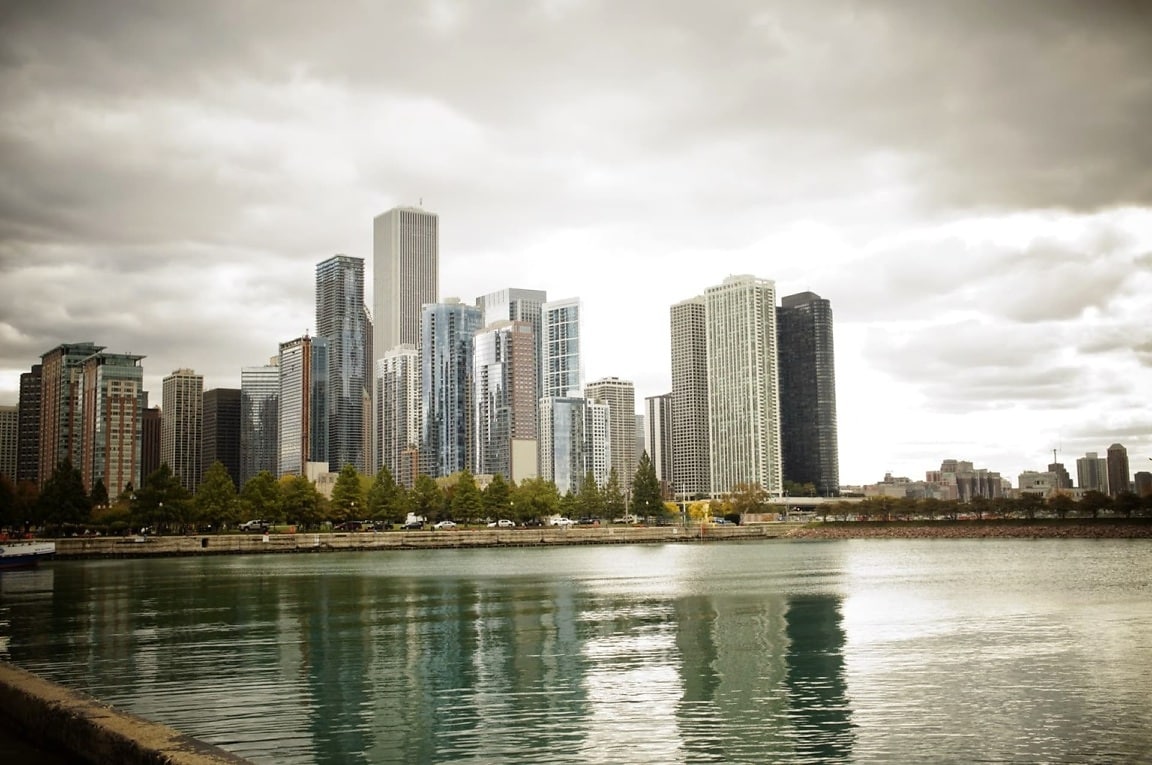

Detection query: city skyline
(1, 2), (1150, 485)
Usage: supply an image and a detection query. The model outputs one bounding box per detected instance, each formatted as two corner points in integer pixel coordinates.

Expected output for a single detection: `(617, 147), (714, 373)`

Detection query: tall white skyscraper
(704, 275), (783, 497)
(645, 393), (673, 490)
(585, 377), (636, 494)
(670, 296), (709, 499)
(540, 297), (583, 398)
(420, 299), (483, 477)
(375, 345), (421, 487)
(372, 206), (438, 360)
(161, 368), (203, 492)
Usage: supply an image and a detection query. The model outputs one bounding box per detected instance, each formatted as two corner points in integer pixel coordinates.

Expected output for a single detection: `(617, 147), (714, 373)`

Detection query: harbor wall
(0, 661), (249, 764)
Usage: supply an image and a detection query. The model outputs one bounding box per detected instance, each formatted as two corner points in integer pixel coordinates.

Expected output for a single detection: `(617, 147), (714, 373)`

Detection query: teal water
(1, 539), (1150, 764)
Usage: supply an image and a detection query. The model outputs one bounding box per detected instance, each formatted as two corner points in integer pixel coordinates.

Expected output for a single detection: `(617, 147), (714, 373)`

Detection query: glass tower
(420, 300), (483, 477)
(316, 255), (368, 473)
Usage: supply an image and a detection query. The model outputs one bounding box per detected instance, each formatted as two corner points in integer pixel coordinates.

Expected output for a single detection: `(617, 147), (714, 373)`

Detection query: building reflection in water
(784, 594), (855, 762)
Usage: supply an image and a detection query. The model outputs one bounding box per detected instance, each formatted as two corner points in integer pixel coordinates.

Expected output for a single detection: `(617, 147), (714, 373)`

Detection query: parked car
(577, 517), (601, 525)
(613, 514), (640, 524)
(487, 519), (515, 528)
(239, 519), (269, 532)
(550, 517), (575, 527)
(432, 520), (458, 530)
(403, 519), (425, 530)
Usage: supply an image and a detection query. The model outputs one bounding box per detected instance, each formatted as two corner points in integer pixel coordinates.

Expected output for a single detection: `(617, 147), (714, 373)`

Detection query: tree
(133, 463), (192, 533)
(195, 461), (240, 530)
(411, 474), (445, 521)
(577, 471), (603, 518)
(1114, 491), (1140, 519)
(512, 477), (560, 523)
(367, 467), (405, 526)
(330, 464), (366, 523)
(601, 469), (626, 520)
(240, 471), (281, 522)
(280, 474), (323, 528)
(1048, 493), (1076, 520)
(37, 460), (92, 529)
(631, 451), (665, 519)
(0, 474), (16, 530)
(1015, 492), (1044, 521)
(1079, 490), (1112, 519)
(559, 490), (579, 518)
(482, 473), (512, 520)
(450, 470), (483, 522)
(89, 478), (109, 510)
(727, 483), (769, 519)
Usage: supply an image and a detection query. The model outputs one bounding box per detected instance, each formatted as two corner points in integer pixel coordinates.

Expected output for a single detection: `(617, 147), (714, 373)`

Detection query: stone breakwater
(784, 521), (1152, 540)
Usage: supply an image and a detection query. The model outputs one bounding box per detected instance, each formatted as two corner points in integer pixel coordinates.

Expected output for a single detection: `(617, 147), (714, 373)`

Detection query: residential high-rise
(1135, 471), (1152, 497)
(585, 377), (637, 495)
(17, 364), (41, 484)
(477, 288), (547, 402)
(141, 406), (161, 482)
(670, 297), (709, 499)
(372, 206), (438, 359)
(777, 291), (840, 496)
(704, 275), (783, 497)
(1076, 452), (1108, 493)
(1047, 460), (1072, 491)
(473, 320), (538, 482)
(0, 406), (16, 481)
(539, 396), (587, 495)
(420, 299), (483, 477)
(375, 345), (421, 487)
(540, 297), (584, 399)
(240, 362), (279, 484)
(645, 394), (673, 494)
(316, 254), (368, 473)
(202, 388), (241, 489)
(278, 336), (329, 477)
(1106, 443), (1130, 496)
(586, 400), (611, 491)
(80, 352), (145, 497)
(161, 368), (204, 492)
(39, 342), (103, 483)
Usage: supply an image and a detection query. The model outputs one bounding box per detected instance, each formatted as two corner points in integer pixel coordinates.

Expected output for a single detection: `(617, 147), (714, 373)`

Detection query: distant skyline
(2, 1), (1150, 485)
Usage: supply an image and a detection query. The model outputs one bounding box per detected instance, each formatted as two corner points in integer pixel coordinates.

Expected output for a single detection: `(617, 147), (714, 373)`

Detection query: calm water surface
(1, 539), (1150, 764)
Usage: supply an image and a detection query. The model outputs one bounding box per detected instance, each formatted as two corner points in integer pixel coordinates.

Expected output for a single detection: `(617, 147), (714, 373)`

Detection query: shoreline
(783, 518), (1152, 540)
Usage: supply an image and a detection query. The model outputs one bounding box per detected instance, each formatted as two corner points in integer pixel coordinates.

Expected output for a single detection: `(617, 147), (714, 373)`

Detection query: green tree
(451, 470), (483, 522)
(1114, 491), (1140, 519)
(411, 474), (445, 521)
(631, 451), (665, 519)
(195, 461), (240, 530)
(482, 473), (512, 520)
(367, 467), (405, 526)
(559, 490), (579, 518)
(89, 478), (109, 510)
(1015, 492), (1044, 521)
(280, 474), (323, 529)
(0, 475), (16, 530)
(727, 482), (769, 519)
(601, 469), (626, 521)
(512, 477), (560, 522)
(969, 495), (989, 520)
(1079, 490), (1112, 519)
(133, 463), (192, 533)
(576, 471), (603, 518)
(330, 464), (366, 523)
(240, 471), (281, 522)
(1048, 493), (1076, 520)
(37, 460), (92, 529)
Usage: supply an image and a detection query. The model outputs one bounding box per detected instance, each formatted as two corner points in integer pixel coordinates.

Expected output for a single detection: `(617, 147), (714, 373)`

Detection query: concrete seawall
(0, 661), (249, 764)
(53, 524), (797, 559)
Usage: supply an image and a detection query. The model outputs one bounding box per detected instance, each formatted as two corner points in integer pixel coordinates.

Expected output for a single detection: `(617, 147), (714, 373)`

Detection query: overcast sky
(2, 1), (1150, 486)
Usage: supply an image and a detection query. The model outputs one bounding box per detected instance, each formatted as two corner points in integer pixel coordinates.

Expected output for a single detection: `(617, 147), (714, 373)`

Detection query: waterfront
(2, 539), (1150, 763)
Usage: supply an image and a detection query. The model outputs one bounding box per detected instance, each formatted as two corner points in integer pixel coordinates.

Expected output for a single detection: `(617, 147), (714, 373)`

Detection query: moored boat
(0, 541), (56, 570)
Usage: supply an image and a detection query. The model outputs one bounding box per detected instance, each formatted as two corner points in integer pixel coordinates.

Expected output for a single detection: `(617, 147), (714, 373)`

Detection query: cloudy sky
(2, 0), (1150, 486)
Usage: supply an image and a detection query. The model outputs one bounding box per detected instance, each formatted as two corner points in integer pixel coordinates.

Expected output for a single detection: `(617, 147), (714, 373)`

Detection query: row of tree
(815, 490), (1152, 521)
(0, 452), (670, 535)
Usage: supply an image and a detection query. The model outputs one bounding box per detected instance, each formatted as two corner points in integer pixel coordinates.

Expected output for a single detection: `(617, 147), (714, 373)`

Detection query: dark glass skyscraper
(777, 292), (840, 496)
(17, 363), (42, 484)
(203, 388), (241, 488)
(316, 255), (368, 473)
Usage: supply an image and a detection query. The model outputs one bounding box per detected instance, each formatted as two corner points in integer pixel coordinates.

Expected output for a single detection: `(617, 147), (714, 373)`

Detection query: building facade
(316, 254), (369, 473)
(202, 388), (241, 489)
(375, 345), (421, 487)
(540, 297), (584, 399)
(1106, 443), (1130, 496)
(372, 206), (438, 359)
(670, 297), (710, 499)
(420, 300), (483, 477)
(161, 368), (204, 492)
(477, 288), (547, 402)
(644, 394), (674, 494)
(585, 377), (637, 495)
(240, 363), (279, 484)
(17, 364), (41, 484)
(278, 336), (329, 477)
(0, 406), (16, 481)
(80, 352), (145, 497)
(539, 396), (588, 496)
(1076, 452), (1108, 493)
(704, 275), (783, 497)
(39, 342), (104, 483)
(473, 320), (538, 482)
(141, 406), (161, 482)
(776, 291), (840, 496)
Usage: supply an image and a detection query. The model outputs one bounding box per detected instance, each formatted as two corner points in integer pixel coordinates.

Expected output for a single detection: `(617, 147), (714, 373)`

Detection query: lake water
(2, 539), (1150, 764)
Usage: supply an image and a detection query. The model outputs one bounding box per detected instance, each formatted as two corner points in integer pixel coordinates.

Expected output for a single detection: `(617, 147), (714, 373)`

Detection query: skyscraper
(39, 341), (103, 483)
(316, 254), (368, 472)
(777, 291), (840, 496)
(80, 352), (145, 497)
(420, 300), (483, 477)
(473, 320), (538, 482)
(278, 336), (329, 477)
(202, 388), (241, 489)
(477, 288), (548, 403)
(586, 400), (611, 491)
(240, 362), (279, 484)
(161, 368), (204, 492)
(645, 394), (673, 493)
(372, 206), (438, 359)
(585, 377), (637, 495)
(539, 396), (587, 495)
(0, 406), (16, 481)
(141, 406), (161, 482)
(17, 364), (41, 484)
(705, 275), (783, 497)
(1106, 443), (1130, 496)
(375, 345), (421, 487)
(1076, 452), (1108, 493)
(670, 297), (709, 499)
(540, 297), (584, 399)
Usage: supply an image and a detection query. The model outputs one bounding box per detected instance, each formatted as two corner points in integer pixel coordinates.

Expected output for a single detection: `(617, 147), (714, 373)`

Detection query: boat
(0, 541), (56, 570)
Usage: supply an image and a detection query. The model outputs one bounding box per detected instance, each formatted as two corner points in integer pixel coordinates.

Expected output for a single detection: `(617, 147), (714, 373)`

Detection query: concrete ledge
(0, 661), (250, 765)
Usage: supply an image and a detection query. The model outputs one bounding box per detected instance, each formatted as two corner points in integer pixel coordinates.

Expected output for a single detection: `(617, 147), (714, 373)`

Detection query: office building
(473, 320), (538, 482)
(1076, 452), (1108, 493)
(705, 275), (783, 497)
(161, 368), (204, 492)
(645, 394), (673, 492)
(17, 364), (41, 484)
(777, 291), (840, 496)
(202, 388), (241, 489)
(670, 297), (710, 499)
(375, 345), (421, 487)
(240, 362), (279, 484)
(1106, 443), (1130, 496)
(420, 300), (483, 477)
(372, 206), (438, 358)
(39, 342), (103, 483)
(585, 377), (637, 495)
(0, 406), (16, 481)
(80, 352), (145, 497)
(477, 288), (547, 403)
(316, 254), (369, 473)
(539, 397), (587, 496)
(141, 406), (161, 482)
(278, 336), (329, 477)
(1135, 471), (1152, 497)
